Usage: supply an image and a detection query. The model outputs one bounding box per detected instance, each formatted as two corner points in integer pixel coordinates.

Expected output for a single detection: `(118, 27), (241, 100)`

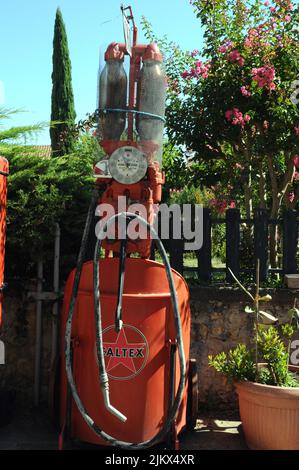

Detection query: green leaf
(245, 306), (254, 314)
(258, 295), (272, 302)
(258, 311), (278, 324)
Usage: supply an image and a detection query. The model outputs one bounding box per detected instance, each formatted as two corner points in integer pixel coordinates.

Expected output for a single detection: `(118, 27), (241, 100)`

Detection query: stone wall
(0, 283), (298, 411)
(190, 287), (299, 410)
(0, 284), (52, 405)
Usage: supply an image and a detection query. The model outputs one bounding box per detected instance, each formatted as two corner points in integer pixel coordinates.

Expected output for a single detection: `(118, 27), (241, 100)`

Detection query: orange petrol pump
(59, 6), (197, 450)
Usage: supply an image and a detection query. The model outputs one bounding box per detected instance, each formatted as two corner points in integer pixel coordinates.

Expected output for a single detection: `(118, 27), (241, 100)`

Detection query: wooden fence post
(254, 208), (268, 281)
(283, 210), (298, 274)
(197, 208), (212, 282)
(169, 212), (184, 274)
(226, 208), (240, 282)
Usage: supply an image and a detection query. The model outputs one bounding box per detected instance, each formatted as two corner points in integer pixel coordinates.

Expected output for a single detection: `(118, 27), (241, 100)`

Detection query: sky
(0, 0), (203, 145)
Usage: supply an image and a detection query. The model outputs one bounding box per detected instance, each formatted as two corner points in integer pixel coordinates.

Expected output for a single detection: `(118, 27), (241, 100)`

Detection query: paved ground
(180, 415), (247, 450)
(0, 407), (247, 450)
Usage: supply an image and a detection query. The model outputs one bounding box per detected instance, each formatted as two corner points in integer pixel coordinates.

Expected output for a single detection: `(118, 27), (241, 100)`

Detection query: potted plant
(209, 261), (299, 450)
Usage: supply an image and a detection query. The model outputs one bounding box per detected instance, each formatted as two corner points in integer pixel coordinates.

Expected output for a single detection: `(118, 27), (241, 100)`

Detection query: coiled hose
(65, 203), (186, 449)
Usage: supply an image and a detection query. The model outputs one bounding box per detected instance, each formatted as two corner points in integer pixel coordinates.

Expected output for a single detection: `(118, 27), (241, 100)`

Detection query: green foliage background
(0, 110), (100, 282)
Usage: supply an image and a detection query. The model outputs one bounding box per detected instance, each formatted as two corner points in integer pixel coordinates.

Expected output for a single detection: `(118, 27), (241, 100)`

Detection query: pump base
(59, 258), (192, 448)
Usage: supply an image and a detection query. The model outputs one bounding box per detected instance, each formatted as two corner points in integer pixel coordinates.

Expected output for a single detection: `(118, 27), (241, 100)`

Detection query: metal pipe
(34, 259), (43, 407)
(51, 223), (60, 366)
(65, 210), (186, 449)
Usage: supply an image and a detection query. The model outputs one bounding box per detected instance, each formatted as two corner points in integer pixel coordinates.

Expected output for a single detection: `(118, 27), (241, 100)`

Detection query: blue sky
(0, 0), (203, 145)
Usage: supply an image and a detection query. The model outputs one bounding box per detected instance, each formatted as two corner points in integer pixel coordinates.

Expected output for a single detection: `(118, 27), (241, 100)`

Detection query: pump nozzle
(101, 373), (127, 422)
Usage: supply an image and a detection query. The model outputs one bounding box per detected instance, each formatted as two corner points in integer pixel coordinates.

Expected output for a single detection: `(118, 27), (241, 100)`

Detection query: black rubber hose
(65, 211), (187, 449)
(64, 188), (99, 416)
(114, 235), (127, 333)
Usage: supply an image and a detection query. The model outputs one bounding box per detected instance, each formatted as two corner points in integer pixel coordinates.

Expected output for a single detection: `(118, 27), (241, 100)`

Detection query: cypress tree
(50, 8), (76, 155)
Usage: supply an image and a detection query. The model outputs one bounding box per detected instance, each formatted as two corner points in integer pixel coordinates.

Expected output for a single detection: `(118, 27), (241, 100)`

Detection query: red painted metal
(59, 7), (192, 448)
(60, 258), (191, 445)
(97, 39), (164, 257)
(0, 157), (8, 327)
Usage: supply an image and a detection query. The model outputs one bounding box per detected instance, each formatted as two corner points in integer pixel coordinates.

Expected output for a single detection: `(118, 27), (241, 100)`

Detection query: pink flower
(225, 110), (233, 120)
(245, 37), (253, 48)
(181, 61), (210, 80)
(270, 7), (276, 13)
(191, 49), (199, 57)
(251, 66), (276, 90)
(294, 125), (299, 136)
(289, 191), (295, 203)
(225, 108), (250, 128)
(218, 45), (228, 53)
(228, 50), (241, 61)
(293, 155), (299, 167)
(229, 201), (236, 208)
(210, 198), (228, 214)
(263, 120), (269, 130)
(249, 28), (259, 37)
(218, 40), (234, 54)
(284, 15), (292, 23)
(240, 85), (251, 97)
(227, 50), (245, 66)
(264, 0), (269, 5)
(294, 172), (299, 180)
(287, 3), (294, 11)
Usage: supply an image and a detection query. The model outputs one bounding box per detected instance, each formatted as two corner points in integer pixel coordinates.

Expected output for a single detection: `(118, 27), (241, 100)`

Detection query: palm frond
(0, 122), (48, 143)
(0, 107), (26, 121)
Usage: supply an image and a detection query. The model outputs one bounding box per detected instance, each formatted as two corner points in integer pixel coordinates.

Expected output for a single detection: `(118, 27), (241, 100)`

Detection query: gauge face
(108, 146), (148, 185)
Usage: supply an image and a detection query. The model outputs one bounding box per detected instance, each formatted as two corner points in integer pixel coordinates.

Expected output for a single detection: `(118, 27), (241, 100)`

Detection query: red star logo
(103, 328), (146, 373)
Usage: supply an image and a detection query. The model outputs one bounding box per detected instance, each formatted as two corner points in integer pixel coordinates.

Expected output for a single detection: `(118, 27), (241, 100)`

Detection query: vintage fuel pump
(59, 6), (197, 450)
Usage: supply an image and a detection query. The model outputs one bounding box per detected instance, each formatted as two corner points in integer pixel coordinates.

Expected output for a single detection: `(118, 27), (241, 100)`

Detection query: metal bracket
(27, 291), (61, 301)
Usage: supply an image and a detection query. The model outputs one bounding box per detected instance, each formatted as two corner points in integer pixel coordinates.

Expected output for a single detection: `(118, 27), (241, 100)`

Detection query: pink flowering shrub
(251, 66), (276, 90)
(144, 0), (299, 225)
(240, 85), (251, 97)
(225, 108), (251, 128)
(293, 155), (299, 168)
(227, 49), (245, 66)
(181, 60), (210, 80)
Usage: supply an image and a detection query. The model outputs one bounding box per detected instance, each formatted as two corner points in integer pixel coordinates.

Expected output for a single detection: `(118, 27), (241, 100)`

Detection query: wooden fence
(153, 208), (299, 283)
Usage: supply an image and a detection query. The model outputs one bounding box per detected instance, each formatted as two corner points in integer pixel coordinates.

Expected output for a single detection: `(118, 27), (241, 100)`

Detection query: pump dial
(108, 146), (148, 184)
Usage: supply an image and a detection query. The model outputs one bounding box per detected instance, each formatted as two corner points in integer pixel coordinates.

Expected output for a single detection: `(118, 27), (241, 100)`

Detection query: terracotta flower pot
(235, 366), (299, 450)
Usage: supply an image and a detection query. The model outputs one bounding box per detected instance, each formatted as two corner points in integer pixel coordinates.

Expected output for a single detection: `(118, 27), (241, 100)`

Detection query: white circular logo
(96, 324), (149, 381)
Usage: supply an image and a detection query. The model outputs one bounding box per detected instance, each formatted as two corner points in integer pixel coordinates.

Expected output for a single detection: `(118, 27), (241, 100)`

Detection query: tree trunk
(244, 167), (253, 219)
(267, 155), (279, 267)
(258, 163), (267, 209)
(267, 154), (295, 268)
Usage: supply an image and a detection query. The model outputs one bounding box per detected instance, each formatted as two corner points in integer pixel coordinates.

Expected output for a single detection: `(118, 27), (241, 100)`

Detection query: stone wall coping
(189, 286), (299, 304)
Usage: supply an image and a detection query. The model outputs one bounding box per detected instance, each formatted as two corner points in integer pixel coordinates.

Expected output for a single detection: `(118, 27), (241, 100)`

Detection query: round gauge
(108, 146), (148, 185)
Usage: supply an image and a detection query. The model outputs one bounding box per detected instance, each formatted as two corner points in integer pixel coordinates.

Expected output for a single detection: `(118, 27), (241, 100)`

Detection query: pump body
(58, 9), (196, 449)
(60, 258), (191, 446)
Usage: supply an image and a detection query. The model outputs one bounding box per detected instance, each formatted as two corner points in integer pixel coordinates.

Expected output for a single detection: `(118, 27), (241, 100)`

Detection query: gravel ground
(0, 407), (247, 450)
